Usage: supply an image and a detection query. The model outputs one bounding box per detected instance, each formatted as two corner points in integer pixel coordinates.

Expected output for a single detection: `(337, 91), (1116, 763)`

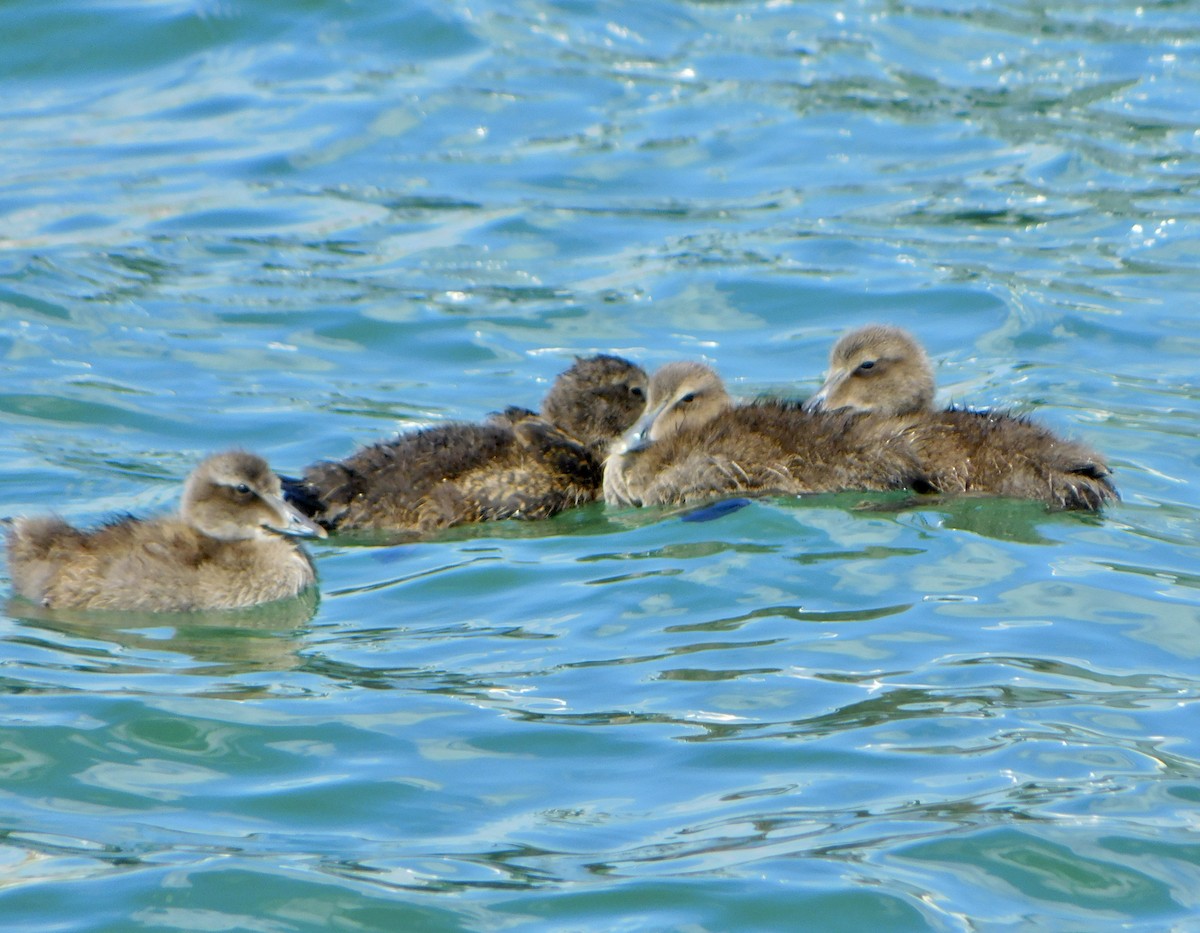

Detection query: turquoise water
(2, 0), (1199, 929)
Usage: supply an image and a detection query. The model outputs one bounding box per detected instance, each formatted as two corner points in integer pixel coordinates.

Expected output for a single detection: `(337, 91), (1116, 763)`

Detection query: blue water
(2, 1), (1200, 930)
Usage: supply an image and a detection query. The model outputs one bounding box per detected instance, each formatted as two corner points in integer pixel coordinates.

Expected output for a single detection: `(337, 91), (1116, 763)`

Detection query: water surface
(2, 1), (1199, 930)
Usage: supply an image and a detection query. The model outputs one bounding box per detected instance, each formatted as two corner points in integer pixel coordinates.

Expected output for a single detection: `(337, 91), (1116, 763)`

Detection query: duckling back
(292, 417), (600, 534)
(6, 451), (322, 612)
(605, 362), (925, 507)
(609, 402), (923, 507)
(907, 409), (1117, 511)
(8, 517), (316, 612)
(7, 516), (88, 605)
(809, 325), (1118, 511)
(287, 355), (648, 535)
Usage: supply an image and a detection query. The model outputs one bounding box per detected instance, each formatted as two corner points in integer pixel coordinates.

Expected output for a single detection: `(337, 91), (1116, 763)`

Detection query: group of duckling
(5, 325), (1117, 613)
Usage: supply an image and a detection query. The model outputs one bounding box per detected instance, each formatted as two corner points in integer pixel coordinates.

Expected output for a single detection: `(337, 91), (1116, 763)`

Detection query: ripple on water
(2, 0), (1200, 930)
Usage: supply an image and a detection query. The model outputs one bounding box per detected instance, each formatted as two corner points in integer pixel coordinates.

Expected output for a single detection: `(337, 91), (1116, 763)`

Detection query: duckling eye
(856, 360), (877, 373)
(630, 386), (645, 400)
(234, 483), (252, 495)
(679, 392), (696, 404)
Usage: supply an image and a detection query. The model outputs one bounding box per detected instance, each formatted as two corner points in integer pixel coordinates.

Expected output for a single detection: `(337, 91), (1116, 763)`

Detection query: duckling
(604, 361), (925, 507)
(288, 354), (648, 534)
(6, 451), (325, 612)
(806, 324), (1117, 510)
(539, 353), (650, 456)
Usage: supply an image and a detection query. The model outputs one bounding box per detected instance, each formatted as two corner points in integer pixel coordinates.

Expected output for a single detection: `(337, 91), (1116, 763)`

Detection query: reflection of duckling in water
(6, 451), (325, 612)
(287, 354), (648, 535)
(8, 586), (319, 677)
(805, 325), (1117, 510)
(603, 361), (926, 507)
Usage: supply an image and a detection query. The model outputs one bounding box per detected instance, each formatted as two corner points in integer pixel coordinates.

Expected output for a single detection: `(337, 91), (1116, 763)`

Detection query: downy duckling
(288, 354), (648, 534)
(6, 451), (325, 612)
(806, 324), (1117, 510)
(603, 361), (925, 507)
(539, 353), (651, 457)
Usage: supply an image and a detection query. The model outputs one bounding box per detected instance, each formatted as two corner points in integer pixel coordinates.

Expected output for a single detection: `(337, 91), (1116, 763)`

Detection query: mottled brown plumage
(6, 451), (325, 612)
(807, 325), (1118, 510)
(540, 353), (649, 455)
(604, 361), (925, 507)
(289, 354), (648, 534)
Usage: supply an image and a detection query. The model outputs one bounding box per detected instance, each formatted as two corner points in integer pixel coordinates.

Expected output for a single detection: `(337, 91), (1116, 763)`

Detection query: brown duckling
(603, 361), (925, 507)
(806, 324), (1117, 510)
(289, 354), (648, 534)
(6, 451), (325, 612)
(539, 353), (651, 456)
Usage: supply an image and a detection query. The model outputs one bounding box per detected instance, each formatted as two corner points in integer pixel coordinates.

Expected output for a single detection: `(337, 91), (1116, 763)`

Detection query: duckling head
(181, 451), (328, 542)
(541, 354), (649, 450)
(805, 324), (935, 417)
(613, 361), (732, 455)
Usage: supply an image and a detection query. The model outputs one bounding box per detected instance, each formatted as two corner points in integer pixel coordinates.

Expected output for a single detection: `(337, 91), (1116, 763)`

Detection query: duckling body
(907, 407), (1114, 511)
(290, 355), (648, 534)
(6, 451), (325, 612)
(604, 361), (924, 507)
(807, 325), (1117, 510)
(294, 414), (600, 533)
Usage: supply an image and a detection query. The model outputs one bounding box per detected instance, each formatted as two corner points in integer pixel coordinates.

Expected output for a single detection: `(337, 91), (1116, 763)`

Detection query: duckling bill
(807, 324), (1118, 511)
(604, 360), (925, 507)
(287, 354), (648, 535)
(6, 451), (325, 612)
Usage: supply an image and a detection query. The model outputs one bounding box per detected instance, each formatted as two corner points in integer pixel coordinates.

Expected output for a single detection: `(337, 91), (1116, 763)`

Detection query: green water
(2, 1), (1199, 930)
